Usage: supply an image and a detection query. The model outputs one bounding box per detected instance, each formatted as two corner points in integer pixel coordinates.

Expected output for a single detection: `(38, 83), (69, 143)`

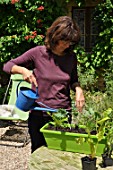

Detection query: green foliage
(0, 0), (67, 64)
(75, 106), (99, 133)
(75, 107), (112, 159)
(104, 60), (113, 93)
(47, 109), (68, 129)
(1, 0), (112, 73)
(90, 0), (113, 69)
(103, 109), (113, 157)
(0, 0), (10, 4)
(74, 0), (113, 80)
(77, 65), (97, 91)
(84, 90), (113, 114)
(96, 108), (111, 141)
(73, 0), (85, 6)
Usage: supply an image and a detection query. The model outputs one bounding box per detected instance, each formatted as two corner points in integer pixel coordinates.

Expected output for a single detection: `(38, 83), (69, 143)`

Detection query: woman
(3, 16), (85, 153)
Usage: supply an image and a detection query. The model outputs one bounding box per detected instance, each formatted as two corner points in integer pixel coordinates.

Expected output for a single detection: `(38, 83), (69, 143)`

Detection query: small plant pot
(81, 156), (97, 170)
(102, 154), (113, 167)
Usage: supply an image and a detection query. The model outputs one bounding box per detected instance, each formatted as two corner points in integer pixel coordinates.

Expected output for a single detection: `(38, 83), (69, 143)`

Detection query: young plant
(75, 107), (112, 159)
(47, 108), (70, 130)
(78, 107), (99, 159)
(102, 109), (113, 158)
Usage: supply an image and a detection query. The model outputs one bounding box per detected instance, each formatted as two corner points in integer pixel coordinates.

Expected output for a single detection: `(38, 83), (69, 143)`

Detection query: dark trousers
(28, 110), (52, 153)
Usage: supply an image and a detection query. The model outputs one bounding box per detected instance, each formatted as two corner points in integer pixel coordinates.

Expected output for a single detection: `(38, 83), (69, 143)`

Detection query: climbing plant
(75, 0), (113, 69)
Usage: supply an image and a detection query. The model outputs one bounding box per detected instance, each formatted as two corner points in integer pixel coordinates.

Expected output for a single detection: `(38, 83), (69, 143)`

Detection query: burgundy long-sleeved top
(3, 45), (78, 110)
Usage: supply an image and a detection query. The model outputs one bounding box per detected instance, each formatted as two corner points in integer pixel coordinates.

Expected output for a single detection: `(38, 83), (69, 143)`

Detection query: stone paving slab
(29, 146), (113, 170)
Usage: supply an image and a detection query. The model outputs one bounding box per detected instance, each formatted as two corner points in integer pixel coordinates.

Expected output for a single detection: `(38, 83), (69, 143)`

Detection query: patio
(29, 146), (113, 170)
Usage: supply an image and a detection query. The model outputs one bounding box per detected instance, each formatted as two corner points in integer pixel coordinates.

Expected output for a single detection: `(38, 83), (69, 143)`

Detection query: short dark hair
(45, 16), (81, 50)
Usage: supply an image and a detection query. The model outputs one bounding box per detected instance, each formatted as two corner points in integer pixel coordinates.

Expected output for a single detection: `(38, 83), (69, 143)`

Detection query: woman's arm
(3, 47), (39, 87)
(11, 65), (38, 87)
(70, 55), (85, 112)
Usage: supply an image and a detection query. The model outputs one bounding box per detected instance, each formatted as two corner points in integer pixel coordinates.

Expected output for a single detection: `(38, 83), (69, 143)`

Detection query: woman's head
(45, 16), (80, 52)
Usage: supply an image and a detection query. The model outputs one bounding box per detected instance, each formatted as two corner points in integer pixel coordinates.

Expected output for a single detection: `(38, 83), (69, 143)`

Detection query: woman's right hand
(22, 68), (38, 87)
(11, 65), (38, 87)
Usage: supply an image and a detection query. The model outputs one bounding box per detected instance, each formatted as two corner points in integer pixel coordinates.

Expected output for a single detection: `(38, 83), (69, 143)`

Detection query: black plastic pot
(102, 154), (113, 167)
(81, 156), (97, 170)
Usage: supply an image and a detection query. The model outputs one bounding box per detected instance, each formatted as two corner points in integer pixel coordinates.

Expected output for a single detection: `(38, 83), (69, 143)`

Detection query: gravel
(0, 121), (31, 170)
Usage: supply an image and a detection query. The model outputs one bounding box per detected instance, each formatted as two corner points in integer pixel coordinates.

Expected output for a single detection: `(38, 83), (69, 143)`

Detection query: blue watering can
(15, 81), (57, 112)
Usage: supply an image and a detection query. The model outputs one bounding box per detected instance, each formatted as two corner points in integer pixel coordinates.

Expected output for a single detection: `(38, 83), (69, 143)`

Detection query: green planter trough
(40, 123), (106, 156)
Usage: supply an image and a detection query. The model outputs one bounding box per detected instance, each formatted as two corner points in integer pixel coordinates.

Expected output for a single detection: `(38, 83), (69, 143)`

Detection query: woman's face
(53, 40), (75, 56)
(56, 40), (70, 53)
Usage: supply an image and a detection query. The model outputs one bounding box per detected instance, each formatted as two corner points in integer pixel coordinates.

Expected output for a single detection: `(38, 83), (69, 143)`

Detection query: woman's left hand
(75, 87), (85, 112)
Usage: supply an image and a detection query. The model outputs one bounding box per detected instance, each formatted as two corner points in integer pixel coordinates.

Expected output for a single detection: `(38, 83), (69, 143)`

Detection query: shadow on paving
(0, 120), (30, 147)
(1, 127), (28, 142)
(0, 120), (12, 128)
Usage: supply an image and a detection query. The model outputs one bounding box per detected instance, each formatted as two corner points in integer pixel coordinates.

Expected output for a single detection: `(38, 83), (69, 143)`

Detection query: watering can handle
(16, 81), (38, 98)
(16, 80), (23, 98)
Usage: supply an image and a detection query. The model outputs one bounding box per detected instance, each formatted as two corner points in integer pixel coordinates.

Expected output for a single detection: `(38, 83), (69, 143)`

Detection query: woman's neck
(52, 49), (64, 56)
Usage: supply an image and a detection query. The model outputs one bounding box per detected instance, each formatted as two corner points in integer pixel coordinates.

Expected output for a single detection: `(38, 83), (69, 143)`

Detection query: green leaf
(97, 117), (110, 124)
